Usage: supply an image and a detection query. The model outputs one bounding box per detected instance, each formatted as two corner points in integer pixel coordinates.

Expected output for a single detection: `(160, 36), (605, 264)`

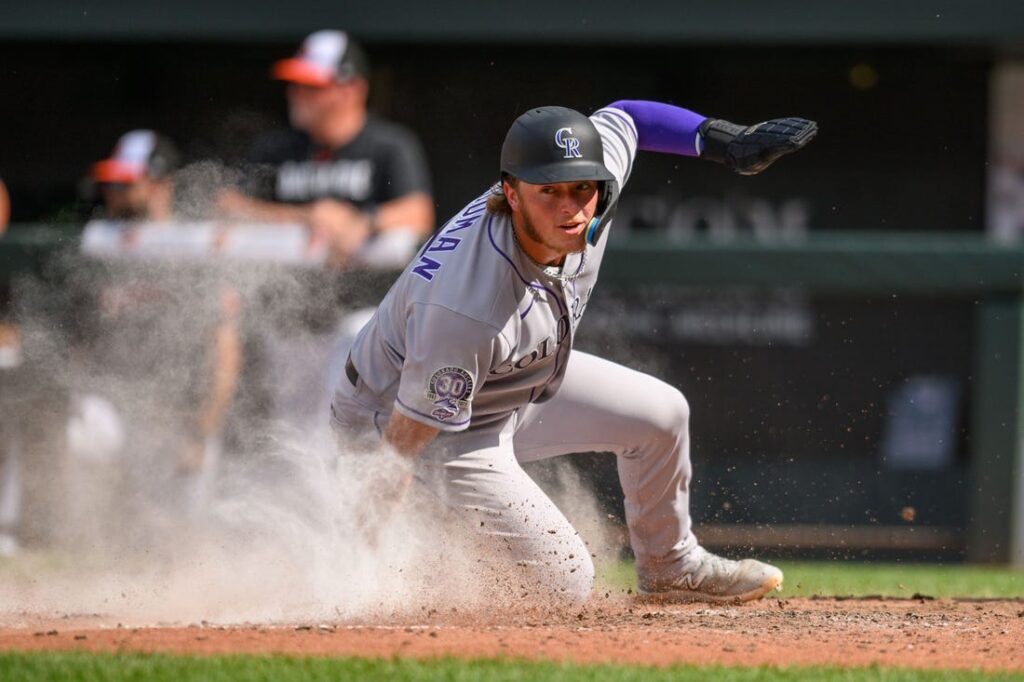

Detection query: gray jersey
(340, 107), (638, 432)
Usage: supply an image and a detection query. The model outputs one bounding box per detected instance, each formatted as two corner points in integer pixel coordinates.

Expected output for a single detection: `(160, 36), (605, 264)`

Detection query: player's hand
(308, 199), (372, 267)
(0, 322), (19, 348)
(216, 188), (250, 217)
(700, 117), (817, 175)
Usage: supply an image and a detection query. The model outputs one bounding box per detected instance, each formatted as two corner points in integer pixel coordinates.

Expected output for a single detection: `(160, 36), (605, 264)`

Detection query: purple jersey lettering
(412, 256), (442, 281)
(428, 236), (462, 252)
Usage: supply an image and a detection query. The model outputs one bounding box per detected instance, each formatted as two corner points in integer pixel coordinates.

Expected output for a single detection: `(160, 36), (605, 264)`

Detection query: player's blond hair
(486, 177), (518, 215)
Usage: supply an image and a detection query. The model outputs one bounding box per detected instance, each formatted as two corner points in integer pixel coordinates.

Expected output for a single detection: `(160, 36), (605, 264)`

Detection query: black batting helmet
(499, 106), (620, 245)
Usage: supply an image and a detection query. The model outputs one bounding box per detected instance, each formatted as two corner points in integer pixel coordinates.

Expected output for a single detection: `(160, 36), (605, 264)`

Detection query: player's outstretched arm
(606, 100), (817, 175)
(607, 100), (706, 157)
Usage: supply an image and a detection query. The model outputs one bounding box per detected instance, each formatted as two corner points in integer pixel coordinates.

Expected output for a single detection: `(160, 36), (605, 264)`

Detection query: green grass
(2, 562), (1022, 681)
(596, 561), (1024, 599)
(0, 652), (1020, 682)
(777, 562), (1024, 599)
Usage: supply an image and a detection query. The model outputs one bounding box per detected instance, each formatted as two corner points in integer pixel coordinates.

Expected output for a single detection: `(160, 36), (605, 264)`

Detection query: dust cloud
(0, 164), (625, 626)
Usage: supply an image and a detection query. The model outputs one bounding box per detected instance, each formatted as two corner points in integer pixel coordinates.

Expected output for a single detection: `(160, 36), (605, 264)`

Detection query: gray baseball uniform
(331, 106), (699, 600)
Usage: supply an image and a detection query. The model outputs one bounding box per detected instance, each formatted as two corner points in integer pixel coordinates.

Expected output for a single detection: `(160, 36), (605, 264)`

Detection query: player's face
(286, 81), (362, 132)
(286, 83), (339, 130)
(507, 180), (599, 265)
(101, 181), (154, 219)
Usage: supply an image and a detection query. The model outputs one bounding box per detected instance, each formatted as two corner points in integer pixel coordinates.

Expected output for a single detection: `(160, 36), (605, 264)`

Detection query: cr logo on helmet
(554, 127), (582, 159)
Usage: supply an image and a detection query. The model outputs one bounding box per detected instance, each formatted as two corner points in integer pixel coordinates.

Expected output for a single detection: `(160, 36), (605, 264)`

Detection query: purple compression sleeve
(607, 100), (707, 157)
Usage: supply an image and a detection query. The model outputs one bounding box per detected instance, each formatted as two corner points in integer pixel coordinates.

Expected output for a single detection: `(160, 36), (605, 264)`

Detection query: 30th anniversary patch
(426, 366), (474, 422)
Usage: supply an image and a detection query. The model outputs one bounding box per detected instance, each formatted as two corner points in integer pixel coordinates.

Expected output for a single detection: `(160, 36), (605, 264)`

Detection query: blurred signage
(613, 193), (811, 243)
(881, 375), (961, 471)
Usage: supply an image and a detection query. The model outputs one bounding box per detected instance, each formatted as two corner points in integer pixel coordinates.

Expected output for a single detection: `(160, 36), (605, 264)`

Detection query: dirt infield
(1, 597), (1022, 671)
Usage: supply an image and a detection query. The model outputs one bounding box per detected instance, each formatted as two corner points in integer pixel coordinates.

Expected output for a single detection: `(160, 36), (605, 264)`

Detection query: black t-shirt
(245, 116), (431, 210)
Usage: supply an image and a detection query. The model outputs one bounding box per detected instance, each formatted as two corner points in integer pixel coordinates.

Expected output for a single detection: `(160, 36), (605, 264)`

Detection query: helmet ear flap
(586, 180), (619, 246)
(597, 180), (610, 213)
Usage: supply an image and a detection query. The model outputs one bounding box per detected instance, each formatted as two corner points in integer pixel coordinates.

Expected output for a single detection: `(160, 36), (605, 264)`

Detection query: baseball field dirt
(1, 596), (1022, 672)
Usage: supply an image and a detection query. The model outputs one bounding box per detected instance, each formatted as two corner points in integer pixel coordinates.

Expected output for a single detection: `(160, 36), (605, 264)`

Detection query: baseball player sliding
(330, 101), (816, 602)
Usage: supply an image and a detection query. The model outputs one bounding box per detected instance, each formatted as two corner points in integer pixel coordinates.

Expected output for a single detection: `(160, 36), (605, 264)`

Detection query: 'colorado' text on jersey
(340, 107), (638, 431)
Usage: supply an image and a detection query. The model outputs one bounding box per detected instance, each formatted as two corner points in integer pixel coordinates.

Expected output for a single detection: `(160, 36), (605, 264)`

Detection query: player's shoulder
(400, 277), (508, 341)
(589, 106), (638, 187)
(400, 197), (516, 329)
(408, 300), (505, 339)
(590, 106), (638, 141)
(591, 104), (634, 124)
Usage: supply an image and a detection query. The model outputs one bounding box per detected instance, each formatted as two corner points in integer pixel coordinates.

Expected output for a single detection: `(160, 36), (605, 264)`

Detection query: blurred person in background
(219, 31), (436, 434)
(988, 155), (1024, 243)
(0, 177), (22, 556)
(72, 132), (242, 524)
(90, 130), (178, 221)
(219, 30), (434, 269)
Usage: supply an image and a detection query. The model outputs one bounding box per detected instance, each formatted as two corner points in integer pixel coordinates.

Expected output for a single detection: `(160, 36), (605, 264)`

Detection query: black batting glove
(699, 117), (818, 175)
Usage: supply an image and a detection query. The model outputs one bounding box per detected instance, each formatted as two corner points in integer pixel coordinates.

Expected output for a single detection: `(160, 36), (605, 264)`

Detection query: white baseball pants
(332, 350), (698, 602)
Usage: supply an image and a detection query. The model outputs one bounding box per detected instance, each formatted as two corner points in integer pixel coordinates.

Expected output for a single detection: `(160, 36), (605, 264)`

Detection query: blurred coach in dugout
(220, 30), (435, 269)
(218, 31), (435, 432)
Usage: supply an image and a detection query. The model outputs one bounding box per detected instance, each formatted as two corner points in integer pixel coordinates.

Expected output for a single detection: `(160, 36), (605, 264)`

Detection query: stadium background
(2, 0), (1024, 567)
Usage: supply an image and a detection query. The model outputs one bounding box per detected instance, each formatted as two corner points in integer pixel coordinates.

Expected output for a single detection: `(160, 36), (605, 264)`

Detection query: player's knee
(671, 388), (690, 428)
(648, 385), (690, 441)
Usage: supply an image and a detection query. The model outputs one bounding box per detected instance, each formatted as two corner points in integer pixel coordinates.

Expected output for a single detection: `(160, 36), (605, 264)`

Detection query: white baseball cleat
(638, 549), (783, 603)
